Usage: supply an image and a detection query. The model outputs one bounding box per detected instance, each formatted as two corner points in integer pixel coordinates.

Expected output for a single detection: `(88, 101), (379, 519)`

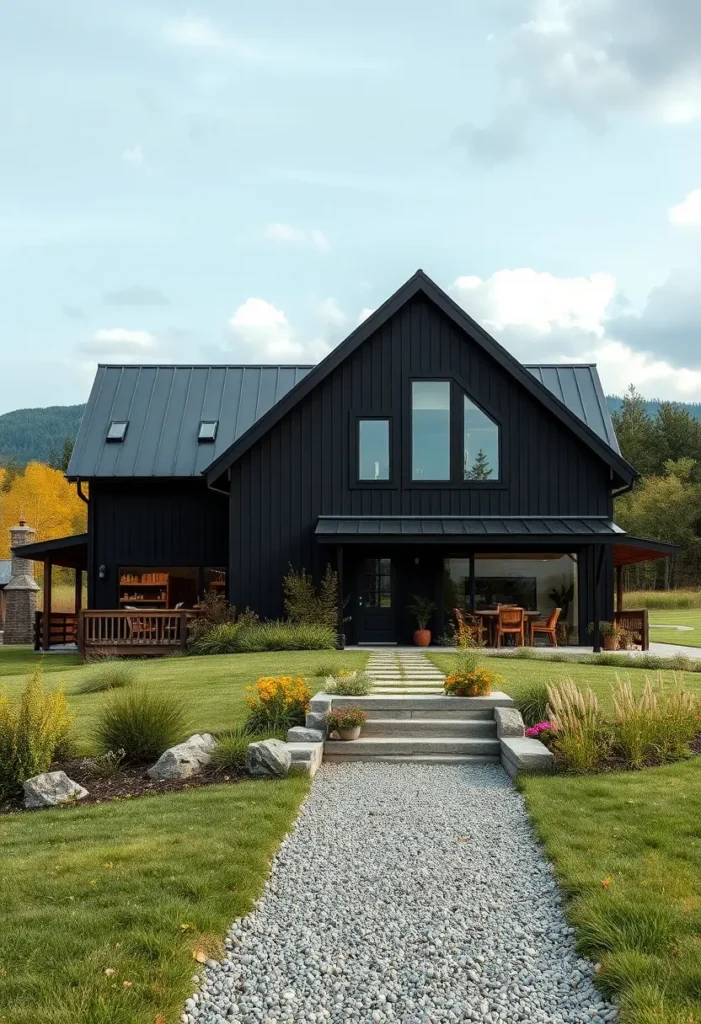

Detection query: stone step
(362, 717), (497, 738)
(324, 751), (500, 764)
(326, 693), (514, 713)
(324, 736), (501, 758)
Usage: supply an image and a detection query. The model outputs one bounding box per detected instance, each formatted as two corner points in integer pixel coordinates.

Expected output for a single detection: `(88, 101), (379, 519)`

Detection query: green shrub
(190, 620), (337, 655)
(547, 677), (606, 773)
(187, 591), (237, 648)
(245, 675), (312, 734)
(515, 682), (551, 727)
(313, 659), (340, 678)
(0, 669), (74, 800)
(93, 688), (188, 762)
(74, 660), (136, 694)
(326, 671), (373, 696)
(283, 564), (338, 628)
(189, 622), (240, 656)
(612, 673), (699, 767)
(211, 728), (286, 771)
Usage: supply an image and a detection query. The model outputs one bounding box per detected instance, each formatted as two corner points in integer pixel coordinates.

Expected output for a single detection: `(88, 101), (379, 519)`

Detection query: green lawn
(648, 608), (701, 648)
(0, 647), (368, 753)
(0, 645), (367, 1024)
(429, 651), (701, 713)
(521, 761), (701, 1024)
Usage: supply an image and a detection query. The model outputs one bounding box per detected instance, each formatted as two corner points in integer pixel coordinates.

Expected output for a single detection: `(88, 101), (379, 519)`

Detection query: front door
(357, 556), (395, 643)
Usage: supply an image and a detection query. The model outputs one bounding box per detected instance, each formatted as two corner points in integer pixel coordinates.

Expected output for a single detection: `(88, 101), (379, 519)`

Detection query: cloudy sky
(2, 0), (701, 414)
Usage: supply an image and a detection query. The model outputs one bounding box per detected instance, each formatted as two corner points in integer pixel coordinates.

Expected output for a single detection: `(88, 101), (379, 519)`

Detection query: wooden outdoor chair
(495, 606), (525, 648)
(453, 607), (485, 645)
(614, 609), (649, 651)
(531, 607), (561, 647)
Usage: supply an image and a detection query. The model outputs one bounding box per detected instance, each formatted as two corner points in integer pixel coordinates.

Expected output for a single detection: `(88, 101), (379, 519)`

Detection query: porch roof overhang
(11, 533), (88, 570)
(315, 516), (626, 545)
(613, 535), (678, 567)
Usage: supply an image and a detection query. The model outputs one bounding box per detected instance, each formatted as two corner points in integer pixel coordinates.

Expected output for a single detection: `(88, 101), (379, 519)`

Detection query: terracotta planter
(414, 629), (431, 647)
(602, 635), (617, 651)
(338, 726), (362, 741)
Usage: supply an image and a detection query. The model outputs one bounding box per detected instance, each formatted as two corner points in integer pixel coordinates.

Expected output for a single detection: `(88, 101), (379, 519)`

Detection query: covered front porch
(317, 516), (677, 652)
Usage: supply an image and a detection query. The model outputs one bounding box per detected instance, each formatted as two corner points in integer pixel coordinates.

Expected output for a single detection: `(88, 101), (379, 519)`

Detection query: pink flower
(526, 721), (553, 738)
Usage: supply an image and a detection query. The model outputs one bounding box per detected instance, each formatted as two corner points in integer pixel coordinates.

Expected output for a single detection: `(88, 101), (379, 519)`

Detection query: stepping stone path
(366, 649), (446, 694)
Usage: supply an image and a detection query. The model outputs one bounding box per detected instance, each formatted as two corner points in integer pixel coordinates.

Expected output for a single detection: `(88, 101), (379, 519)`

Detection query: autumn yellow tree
(0, 462), (86, 559)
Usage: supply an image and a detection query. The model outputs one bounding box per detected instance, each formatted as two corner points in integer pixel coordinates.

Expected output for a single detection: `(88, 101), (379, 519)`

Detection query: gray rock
(147, 733), (217, 780)
(304, 712), (328, 736)
(246, 739), (291, 777)
(495, 707), (525, 739)
(23, 771), (89, 809)
(287, 726), (324, 743)
(501, 737), (554, 778)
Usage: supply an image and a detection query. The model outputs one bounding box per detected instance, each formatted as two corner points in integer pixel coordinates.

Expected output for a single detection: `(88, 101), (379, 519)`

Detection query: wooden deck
(36, 609), (199, 657)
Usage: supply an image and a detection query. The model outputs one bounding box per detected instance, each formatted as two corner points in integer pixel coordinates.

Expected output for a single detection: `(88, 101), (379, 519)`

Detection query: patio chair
(495, 606), (525, 648)
(453, 607), (485, 645)
(531, 607), (561, 647)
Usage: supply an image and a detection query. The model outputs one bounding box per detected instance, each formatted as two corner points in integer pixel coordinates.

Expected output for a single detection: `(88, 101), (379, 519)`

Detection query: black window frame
(349, 412), (397, 489)
(403, 376), (505, 489)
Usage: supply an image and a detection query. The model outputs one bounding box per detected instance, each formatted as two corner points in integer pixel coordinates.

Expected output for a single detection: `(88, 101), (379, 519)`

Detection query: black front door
(357, 556), (395, 643)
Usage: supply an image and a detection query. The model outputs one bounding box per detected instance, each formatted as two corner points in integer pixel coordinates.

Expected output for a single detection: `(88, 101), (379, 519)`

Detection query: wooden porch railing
(34, 611), (79, 650)
(614, 608), (649, 651)
(78, 609), (198, 658)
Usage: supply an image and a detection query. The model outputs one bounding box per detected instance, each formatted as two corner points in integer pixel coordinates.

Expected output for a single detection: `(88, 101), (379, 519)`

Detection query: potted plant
(588, 621), (621, 651)
(325, 705), (368, 741)
(408, 595), (436, 647)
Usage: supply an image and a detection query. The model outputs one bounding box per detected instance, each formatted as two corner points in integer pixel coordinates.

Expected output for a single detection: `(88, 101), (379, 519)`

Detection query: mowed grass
(521, 761), (701, 1024)
(429, 651), (701, 713)
(0, 646), (366, 1024)
(647, 608), (701, 648)
(624, 590), (701, 610)
(0, 647), (368, 753)
(0, 776), (310, 1024)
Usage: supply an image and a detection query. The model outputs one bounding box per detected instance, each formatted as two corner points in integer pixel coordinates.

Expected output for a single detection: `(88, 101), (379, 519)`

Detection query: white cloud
(122, 144), (144, 168)
(357, 307), (376, 326)
(163, 15), (225, 50)
(668, 189), (701, 227)
(263, 223), (330, 251)
(79, 328), (157, 355)
(450, 267), (701, 400)
(316, 297), (346, 328)
(227, 298), (330, 361)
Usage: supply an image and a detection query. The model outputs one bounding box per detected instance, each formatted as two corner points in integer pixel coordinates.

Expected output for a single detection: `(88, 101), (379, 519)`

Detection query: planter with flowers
(588, 621), (624, 651)
(444, 666), (502, 697)
(325, 706), (368, 741)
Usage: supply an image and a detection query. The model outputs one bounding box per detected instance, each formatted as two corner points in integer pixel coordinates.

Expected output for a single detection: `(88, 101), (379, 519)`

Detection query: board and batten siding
(228, 296), (614, 617)
(89, 480), (228, 608)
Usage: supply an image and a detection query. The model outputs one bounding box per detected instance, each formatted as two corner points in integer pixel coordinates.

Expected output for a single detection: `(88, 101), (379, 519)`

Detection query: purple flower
(526, 721), (553, 738)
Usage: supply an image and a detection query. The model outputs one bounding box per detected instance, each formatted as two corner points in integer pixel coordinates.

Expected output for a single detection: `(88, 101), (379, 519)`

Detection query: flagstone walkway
(365, 649), (446, 694)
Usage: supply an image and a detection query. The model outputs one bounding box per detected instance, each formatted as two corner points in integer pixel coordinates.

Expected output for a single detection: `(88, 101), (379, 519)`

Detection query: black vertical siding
(228, 296), (614, 619)
(91, 480), (228, 607)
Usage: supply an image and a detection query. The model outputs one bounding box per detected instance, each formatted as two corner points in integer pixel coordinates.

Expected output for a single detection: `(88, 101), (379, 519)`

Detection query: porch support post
(615, 564), (623, 614)
(592, 545), (605, 654)
(468, 552), (476, 613)
(74, 568), (83, 613)
(335, 545), (344, 644)
(42, 557), (52, 651)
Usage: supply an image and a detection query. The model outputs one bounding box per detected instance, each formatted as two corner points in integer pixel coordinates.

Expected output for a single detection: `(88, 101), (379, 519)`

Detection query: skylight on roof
(198, 420), (218, 442)
(106, 421), (128, 442)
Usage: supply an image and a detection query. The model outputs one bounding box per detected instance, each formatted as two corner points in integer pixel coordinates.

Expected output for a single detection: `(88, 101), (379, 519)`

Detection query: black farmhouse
(17, 271), (675, 649)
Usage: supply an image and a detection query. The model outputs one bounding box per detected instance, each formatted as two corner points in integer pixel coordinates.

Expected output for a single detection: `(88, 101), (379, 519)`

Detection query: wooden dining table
(475, 609), (542, 647)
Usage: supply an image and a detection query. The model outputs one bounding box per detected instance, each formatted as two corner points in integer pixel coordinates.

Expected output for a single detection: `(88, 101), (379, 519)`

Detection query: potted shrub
(588, 621), (621, 651)
(325, 706), (368, 741)
(408, 595), (436, 647)
(444, 666), (501, 697)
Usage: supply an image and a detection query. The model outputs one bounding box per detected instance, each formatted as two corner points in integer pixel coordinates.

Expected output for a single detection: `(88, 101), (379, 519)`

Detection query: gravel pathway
(184, 763), (616, 1024)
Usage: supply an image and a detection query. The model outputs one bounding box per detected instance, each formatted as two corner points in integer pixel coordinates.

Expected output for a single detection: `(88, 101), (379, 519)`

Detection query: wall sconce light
(98, 564), (107, 579)
(414, 557), (420, 566)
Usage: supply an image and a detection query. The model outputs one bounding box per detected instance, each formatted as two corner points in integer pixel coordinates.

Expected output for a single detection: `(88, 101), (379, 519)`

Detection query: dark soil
(0, 757), (247, 815)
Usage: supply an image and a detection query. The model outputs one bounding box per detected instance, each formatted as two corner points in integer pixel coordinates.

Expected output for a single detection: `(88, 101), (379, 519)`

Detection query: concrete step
(328, 693), (514, 714)
(324, 736), (501, 763)
(362, 717), (497, 738)
(324, 751), (500, 764)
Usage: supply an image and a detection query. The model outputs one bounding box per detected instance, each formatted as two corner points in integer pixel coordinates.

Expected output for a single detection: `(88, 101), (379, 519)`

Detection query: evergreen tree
(0, 459), (23, 493)
(653, 403), (701, 476)
(466, 449), (492, 480)
(611, 385), (659, 476)
(49, 437), (74, 473)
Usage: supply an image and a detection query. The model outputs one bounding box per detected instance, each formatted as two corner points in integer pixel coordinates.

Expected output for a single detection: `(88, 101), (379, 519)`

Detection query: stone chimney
(4, 519), (40, 645)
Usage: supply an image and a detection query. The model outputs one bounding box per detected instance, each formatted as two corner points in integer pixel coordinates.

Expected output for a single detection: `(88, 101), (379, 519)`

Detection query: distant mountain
(0, 405), (85, 467)
(606, 396), (701, 419)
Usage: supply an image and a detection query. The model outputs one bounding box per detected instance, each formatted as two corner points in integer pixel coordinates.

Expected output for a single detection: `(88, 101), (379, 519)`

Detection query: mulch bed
(0, 758), (248, 816)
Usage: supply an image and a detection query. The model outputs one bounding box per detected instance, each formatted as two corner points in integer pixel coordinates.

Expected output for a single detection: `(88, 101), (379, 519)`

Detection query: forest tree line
(613, 386), (701, 590)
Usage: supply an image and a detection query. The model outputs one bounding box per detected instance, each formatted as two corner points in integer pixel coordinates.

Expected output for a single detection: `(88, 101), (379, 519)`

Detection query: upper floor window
(358, 419), (390, 480)
(412, 381), (451, 480)
(464, 396), (499, 480)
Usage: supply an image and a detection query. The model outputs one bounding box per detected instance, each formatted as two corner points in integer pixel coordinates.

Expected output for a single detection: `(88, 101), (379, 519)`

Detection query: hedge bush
(190, 620), (336, 655)
(93, 688), (189, 762)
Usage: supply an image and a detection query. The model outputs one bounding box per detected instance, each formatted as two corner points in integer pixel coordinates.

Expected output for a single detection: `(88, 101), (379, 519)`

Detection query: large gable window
(412, 381), (450, 480)
(464, 396), (499, 480)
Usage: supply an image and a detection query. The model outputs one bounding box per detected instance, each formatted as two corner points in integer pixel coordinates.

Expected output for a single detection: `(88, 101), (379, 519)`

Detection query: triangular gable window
(464, 395), (499, 481)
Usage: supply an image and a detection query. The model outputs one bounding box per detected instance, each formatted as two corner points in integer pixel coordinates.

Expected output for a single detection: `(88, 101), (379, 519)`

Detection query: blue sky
(2, 0), (701, 414)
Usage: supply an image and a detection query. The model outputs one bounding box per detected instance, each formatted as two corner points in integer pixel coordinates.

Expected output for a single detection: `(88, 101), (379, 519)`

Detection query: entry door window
(364, 558), (392, 607)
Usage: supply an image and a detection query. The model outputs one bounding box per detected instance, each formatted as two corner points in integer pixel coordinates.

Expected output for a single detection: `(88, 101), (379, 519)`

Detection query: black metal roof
(316, 516), (626, 543)
(525, 364), (619, 454)
(9, 533), (88, 569)
(67, 365), (313, 479)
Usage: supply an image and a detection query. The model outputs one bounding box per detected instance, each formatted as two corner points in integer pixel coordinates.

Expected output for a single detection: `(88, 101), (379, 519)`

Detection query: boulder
(500, 737), (554, 778)
(246, 738), (292, 777)
(494, 707), (525, 739)
(286, 726), (325, 743)
(23, 771), (89, 809)
(147, 733), (217, 780)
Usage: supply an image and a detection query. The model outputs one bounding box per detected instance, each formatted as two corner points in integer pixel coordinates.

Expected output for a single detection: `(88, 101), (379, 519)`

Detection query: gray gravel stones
(185, 763), (616, 1024)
